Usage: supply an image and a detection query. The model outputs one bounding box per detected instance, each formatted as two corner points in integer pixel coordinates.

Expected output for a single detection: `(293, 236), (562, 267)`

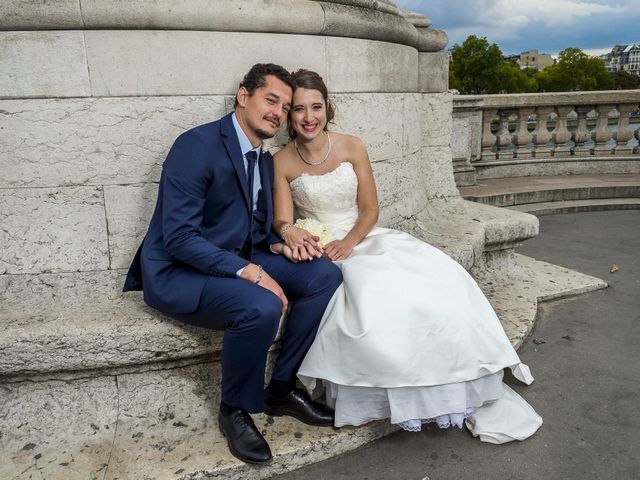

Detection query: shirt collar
(232, 112), (261, 157)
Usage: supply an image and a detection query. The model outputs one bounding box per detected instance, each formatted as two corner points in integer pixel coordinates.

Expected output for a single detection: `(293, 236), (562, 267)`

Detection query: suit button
(234, 248), (241, 255)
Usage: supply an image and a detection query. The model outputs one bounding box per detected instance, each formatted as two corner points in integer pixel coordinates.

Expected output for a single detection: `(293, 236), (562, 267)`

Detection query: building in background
(600, 44), (640, 75)
(515, 49), (554, 70)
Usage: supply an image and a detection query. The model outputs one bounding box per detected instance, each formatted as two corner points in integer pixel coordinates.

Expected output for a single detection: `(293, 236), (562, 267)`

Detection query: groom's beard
(255, 128), (276, 140)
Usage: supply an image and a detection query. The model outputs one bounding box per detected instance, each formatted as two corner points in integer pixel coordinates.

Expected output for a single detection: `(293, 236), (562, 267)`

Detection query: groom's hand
(240, 264), (288, 312)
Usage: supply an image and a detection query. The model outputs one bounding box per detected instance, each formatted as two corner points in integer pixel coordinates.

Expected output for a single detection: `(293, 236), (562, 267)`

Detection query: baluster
(552, 106), (573, 156)
(573, 106), (593, 156)
(481, 109), (498, 161)
(514, 107), (534, 159)
(496, 109), (515, 159)
(531, 106), (553, 158)
(613, 103), (635, 155)
(592, 104), (614, 156)
(635, 123), (640, 154)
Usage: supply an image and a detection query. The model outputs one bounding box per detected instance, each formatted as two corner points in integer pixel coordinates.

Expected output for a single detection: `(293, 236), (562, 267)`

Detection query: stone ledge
(0, 0), (447, 53)
(0, 199), (536, 377)
(0, 252), (607, 480)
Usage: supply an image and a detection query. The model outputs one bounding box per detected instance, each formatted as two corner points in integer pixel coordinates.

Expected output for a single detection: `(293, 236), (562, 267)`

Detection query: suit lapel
(220, 114), (251, 211)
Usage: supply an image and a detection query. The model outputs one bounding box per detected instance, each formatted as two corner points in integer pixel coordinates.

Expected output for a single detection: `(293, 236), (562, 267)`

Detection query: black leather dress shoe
(264, 388), (335, 426)
(217, 409), (272, 465)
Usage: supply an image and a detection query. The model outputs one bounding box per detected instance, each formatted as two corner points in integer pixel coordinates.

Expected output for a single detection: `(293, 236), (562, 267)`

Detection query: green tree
(535, 47), (614, 91)
(610, 70), (640, 90)
(449, 35), (507, 94)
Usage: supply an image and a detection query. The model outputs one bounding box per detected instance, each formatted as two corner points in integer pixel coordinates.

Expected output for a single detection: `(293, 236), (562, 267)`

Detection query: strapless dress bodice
(290, 162), (359, 232)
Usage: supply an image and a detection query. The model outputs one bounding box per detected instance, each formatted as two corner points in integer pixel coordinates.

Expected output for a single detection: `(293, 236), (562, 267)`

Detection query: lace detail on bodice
(289, 162), (359, 231)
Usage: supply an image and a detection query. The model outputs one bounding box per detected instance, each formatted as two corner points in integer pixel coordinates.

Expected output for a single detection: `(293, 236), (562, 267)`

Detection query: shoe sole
(218, 424), (273, 466)
(264, 407), (335, 427)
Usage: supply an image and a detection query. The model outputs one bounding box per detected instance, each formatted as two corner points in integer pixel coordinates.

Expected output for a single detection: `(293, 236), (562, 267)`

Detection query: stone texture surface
(0, 250), (608, 480)
(0, 0), (83, 29)
(418, 52), (449, 93)
(104, 183), (159, 269)
(0, 270), (219, 374)
(475, 252), (608, 350)
(452, 98), (483, 163)
(332, 93), (405, 162)
(0, 375), (118, 480)
(0, 96), (228, 188)
(81, 0), (325, 34)
(320, 1), (419, 51)
(85, 31), (328, 97)
(326, 36), (418, 93)
(0, 31), (91, 98)
(421, 92), (453, 148)
(0, 187), (109, 274)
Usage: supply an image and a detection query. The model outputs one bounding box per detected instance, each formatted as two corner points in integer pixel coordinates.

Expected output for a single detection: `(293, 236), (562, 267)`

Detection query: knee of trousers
(315, 260), (343, 291)
(230, 293), (282, 341)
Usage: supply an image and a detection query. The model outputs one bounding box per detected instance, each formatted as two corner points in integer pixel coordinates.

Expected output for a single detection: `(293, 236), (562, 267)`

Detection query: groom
(123, 63), (342, 464)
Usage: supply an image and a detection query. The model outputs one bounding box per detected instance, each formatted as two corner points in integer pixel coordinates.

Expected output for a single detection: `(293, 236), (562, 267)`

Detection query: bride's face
(290, 88), (327, 141)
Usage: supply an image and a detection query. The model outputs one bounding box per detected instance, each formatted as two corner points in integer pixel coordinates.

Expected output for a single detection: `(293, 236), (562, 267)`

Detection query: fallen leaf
(610, 263), (619, 273)
(533, 338), (546, 345)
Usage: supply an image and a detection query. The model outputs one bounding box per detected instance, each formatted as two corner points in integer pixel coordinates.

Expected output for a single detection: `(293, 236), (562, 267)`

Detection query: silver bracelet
(280, 223), (294, 238)
(254, 265), (264, 284)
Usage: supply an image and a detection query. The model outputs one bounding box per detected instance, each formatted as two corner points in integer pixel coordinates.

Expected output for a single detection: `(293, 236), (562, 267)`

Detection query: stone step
(508, 198), (640, 216)
(459, 174), (640, 208)
(1, 253), (607, 480)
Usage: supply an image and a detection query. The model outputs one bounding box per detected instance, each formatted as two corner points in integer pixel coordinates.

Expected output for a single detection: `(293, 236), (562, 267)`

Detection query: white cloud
(394, 0), (639, 54)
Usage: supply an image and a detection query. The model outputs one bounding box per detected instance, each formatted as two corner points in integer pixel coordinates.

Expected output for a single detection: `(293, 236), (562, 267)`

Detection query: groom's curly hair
(234, 63), (295, 108)
(288, 69), (335, 140)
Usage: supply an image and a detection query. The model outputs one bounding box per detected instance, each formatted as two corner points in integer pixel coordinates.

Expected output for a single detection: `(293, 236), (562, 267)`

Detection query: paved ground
(272, 210), (640, 480)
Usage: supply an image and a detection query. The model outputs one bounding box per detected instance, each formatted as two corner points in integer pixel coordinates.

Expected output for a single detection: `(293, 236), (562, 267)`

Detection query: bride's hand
(323, 239), (356, 261)
(282, 226), (322, 258)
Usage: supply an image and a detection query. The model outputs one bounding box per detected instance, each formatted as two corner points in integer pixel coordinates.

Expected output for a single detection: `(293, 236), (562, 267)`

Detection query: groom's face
(236, 75), (292, 146)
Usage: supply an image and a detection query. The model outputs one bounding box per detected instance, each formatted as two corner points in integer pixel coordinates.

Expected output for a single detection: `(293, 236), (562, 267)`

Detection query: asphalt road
(271, 210), (640, 480)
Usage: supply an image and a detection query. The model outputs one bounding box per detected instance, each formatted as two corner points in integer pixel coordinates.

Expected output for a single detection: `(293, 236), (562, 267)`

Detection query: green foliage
(610, 70), (640, 89)
(450, 38), (621, 93)
(449, 35), (507, 94)
(534, 47), (613, 91)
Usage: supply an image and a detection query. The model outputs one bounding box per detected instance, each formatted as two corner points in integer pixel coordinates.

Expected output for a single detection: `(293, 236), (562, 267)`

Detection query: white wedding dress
(291, 162), (542, 443)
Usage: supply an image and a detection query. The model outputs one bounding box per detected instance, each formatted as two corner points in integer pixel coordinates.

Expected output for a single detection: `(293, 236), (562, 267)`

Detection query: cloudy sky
(394, 0), (639, 56)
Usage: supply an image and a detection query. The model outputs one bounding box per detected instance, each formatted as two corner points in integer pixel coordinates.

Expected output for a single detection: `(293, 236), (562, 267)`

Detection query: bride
(271, 69), (542, 443)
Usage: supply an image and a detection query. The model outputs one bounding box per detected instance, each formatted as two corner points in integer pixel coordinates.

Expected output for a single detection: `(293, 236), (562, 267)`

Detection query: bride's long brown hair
(287, 69), (335, 140)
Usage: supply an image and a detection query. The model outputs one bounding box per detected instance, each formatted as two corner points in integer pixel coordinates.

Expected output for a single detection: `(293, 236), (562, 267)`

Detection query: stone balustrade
(453, 91), (640, 183)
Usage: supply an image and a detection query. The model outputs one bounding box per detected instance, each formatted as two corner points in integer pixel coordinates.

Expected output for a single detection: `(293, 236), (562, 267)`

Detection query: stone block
(0, 96), (227, 188)
(0, 31), (91, 98)
(373, 153), (428, 226)
(85, 30), (327, 96)
(421, 145), (459, 199)
(0, 0), (82, 29)
(421, 92), (453, 148)
(320, 1), (418, 48)
(332, 93), (404, 162)
(80, 0), (325, 34)
(0, 187), (109, 274)
(403, 93), (422, 156)
(326, 36), (418, 93)
(0, 376), (118, 480)
(104, 184), (159, 269)
(418, 52), (449, 93)
(0, 270), (220, 374)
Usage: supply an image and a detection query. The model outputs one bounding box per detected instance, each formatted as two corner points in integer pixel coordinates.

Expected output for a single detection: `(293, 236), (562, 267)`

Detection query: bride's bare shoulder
(272, 142), (299, 178)
(329, 132), (365, 151)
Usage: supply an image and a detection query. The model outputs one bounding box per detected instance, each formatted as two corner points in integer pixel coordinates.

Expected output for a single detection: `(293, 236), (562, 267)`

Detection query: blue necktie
(245, 150), (257, 213)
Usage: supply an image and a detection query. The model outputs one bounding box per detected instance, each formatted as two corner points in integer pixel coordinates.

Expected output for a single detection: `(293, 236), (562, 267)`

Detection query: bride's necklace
(294, 131), (332, 166)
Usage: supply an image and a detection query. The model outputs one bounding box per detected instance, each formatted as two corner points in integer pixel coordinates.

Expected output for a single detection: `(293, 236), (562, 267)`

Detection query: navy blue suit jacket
(123, 113), (281, 314)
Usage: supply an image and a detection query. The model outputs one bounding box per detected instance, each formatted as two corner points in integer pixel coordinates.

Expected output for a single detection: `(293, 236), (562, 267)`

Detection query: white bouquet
(294, 218), (335, 249)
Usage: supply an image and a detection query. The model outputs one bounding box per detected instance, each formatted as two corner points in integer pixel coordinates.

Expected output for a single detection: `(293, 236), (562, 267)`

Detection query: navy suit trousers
(169, 251), (342, 413)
